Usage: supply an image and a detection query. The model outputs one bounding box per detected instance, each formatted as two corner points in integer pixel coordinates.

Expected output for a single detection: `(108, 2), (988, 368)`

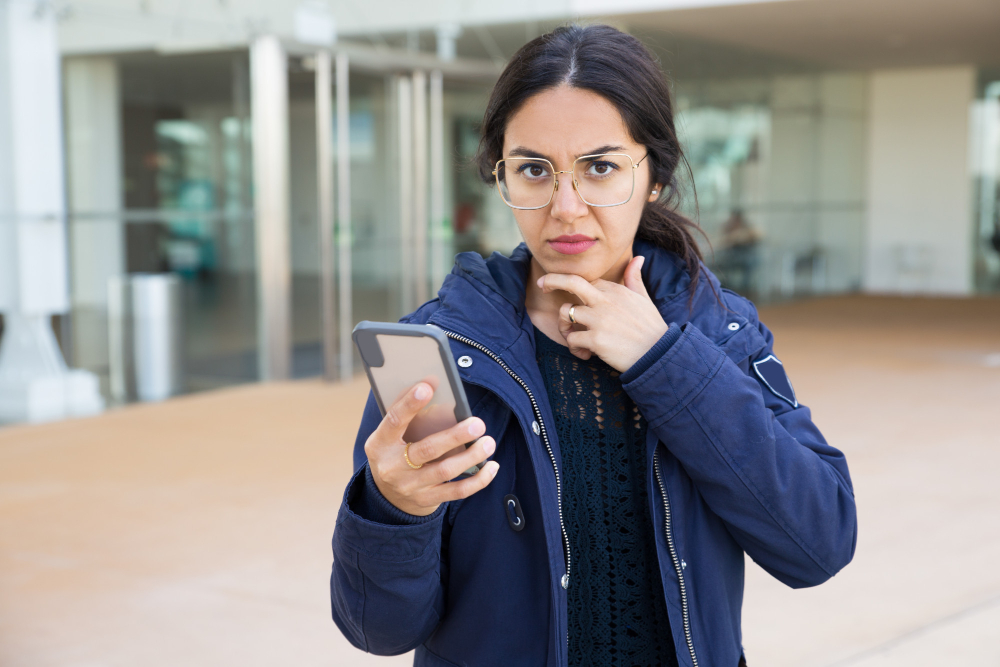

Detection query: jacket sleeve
(622, 317), (857, 589)
(330, 391), (447, 654)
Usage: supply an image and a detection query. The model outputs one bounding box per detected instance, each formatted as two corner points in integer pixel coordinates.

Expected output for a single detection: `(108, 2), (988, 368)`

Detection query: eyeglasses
(492, 152), (649, 210)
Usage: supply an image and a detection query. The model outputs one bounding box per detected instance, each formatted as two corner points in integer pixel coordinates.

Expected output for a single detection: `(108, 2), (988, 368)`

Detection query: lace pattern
(535, 328), (677, 667)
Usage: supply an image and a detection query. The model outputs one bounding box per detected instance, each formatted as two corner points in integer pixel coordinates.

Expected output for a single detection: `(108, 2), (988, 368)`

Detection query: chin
(539, 252), (608, 281)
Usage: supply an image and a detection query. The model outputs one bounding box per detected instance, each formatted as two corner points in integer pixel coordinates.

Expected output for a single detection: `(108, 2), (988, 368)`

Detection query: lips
(548, 235), (597, 255)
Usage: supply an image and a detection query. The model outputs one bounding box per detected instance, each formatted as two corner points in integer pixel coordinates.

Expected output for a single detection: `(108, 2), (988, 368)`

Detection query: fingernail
(637, 256), (645, 269)
(487, 461), (500, 477)
(468, 419), (485, 437)
(414, 384), (430, 401)
(536, 277), (544, 289)
(483, 437), (496, 456)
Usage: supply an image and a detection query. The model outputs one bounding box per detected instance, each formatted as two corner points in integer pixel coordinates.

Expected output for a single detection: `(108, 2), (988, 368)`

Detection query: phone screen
(368, 333), (459, 443)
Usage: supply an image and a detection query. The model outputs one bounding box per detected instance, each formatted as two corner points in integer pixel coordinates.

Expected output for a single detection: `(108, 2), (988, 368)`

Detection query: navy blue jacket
(330, 240), (857, 667)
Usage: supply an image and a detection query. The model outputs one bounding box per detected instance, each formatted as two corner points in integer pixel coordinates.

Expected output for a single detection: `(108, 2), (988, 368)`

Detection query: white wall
(816, 73), (867, 293)
(63, 56), (124, 371)
(64, 56), (124, 308)
(0, 0), (70, 316)
(864, 66), (975, 295)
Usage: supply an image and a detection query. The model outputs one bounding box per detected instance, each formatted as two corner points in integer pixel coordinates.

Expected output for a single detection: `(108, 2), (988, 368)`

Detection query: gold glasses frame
(492, 152), (650, 210)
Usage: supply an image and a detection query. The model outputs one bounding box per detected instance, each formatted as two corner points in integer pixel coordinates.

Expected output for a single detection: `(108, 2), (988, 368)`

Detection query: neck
(524, 252), (632, 319)
(525, 258), (577, 316)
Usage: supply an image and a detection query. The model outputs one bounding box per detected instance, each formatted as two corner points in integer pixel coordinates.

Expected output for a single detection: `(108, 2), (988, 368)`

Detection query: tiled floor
(1, 296), (998, 666)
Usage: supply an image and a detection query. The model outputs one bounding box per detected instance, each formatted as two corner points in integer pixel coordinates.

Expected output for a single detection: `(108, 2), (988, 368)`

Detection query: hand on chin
(536, 255), (668, 372)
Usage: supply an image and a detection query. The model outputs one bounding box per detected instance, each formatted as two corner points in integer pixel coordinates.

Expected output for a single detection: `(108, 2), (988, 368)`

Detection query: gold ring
(403, 443), (422, 469)
(568, 305), (576, 324)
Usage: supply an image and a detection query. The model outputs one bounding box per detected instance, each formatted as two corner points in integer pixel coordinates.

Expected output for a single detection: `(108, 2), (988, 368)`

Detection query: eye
(585, 160), (618, 177)
(516, 162), (551, 179)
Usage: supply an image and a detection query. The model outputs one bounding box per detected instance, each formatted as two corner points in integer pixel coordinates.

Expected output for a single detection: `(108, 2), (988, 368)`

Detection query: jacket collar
(427, 239), (713, 350)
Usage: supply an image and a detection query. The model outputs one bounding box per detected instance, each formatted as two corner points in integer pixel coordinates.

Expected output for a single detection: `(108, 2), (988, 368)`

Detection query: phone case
(352, 321), (479, 475)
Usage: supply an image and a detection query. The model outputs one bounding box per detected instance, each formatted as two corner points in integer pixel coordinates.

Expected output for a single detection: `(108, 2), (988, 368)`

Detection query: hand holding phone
(363, 381), (499, 517)
(353, 322), (500, 517)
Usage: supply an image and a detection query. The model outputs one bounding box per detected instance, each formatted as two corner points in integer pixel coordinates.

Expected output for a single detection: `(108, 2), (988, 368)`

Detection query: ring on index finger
(403, 443), (423, 469)
(568, 306), (577, 324)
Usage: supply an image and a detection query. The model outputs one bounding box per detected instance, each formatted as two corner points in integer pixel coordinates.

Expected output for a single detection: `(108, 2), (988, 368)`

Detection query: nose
(549, 174), (589, 224)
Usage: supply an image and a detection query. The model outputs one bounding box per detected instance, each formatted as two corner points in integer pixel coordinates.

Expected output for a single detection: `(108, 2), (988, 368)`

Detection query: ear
(647, 183), (663, 202)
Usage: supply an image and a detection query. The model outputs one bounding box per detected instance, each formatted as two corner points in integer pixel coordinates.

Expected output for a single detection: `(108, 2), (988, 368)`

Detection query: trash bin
(108, 274), (184, 403)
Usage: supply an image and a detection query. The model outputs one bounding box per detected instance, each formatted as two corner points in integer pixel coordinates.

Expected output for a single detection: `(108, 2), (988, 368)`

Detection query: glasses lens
(574, 154), (635, 206)
(497, 158), (554, 209)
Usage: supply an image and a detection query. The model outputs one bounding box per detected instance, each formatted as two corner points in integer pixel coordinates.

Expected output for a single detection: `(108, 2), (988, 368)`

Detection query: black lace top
(534, 328), (678, 667)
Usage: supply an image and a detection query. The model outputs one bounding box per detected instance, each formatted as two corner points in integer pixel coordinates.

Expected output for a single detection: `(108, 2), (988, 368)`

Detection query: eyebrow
(507, 144), (628, 161)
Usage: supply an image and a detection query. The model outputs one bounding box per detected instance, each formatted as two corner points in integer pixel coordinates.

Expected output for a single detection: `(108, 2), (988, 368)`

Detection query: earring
(651, 190), (658, 195)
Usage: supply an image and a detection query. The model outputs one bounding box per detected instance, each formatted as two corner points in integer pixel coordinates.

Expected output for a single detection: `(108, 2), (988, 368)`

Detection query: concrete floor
(1, 296), (998, 666)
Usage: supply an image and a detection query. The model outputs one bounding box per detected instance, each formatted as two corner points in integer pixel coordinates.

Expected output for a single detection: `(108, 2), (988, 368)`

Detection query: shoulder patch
(753, 355), (798, 407)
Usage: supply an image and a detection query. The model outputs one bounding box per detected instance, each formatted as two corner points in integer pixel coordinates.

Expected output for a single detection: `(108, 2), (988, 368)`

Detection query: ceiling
(374, 18), (821, 81)
(371, 0), (999, 82)
(603, 0), (1000, 71)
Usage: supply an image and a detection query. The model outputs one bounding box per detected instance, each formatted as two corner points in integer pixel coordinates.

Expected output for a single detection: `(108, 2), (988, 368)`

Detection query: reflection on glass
(676, 73), (867, 301)
(452, 109), (520, 259)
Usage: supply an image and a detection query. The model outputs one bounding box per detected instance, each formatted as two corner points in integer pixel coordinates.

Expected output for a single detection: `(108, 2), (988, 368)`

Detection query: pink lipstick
(548, 234), (596, 255)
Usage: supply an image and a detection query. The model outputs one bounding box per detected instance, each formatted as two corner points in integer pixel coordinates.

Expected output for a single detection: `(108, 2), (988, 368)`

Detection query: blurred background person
(715, 208), (763, 295)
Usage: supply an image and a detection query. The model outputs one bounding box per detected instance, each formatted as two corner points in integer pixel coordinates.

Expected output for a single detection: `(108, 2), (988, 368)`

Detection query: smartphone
(352, 321), (482, 476)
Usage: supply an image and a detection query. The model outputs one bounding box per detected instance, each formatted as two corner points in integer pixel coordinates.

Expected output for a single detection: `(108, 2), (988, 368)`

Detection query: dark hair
(476, 24), (706, 295)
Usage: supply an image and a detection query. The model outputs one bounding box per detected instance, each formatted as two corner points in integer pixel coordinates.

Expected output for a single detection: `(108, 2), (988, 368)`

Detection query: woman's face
(501, 85), (658, 283)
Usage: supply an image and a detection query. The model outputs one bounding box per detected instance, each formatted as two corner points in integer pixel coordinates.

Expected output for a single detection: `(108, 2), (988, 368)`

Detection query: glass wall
(285, 64), (402, 377)
(283, 60), (506, 375)
(674, 73), (867, 301)
(65, 50), (259, 400)
(70, 49), (506, 396)
(445, 84), (519, 260)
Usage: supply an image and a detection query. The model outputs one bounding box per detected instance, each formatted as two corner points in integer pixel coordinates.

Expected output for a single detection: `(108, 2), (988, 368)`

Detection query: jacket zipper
(653, 451), (700, 667)
(442, 330), (572, 592)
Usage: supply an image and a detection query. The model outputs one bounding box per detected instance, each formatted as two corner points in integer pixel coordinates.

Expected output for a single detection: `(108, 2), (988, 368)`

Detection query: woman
(331, 24), (856, 667)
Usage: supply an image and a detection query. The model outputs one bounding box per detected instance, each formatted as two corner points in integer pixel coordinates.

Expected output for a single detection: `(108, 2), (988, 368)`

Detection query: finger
(623, 255), (649, 297)
(374, 382), (434, 444)
(431, 440), (473, 463)
(536, 273), (603, 305)
(407, 416), (485, 467)
(565, 329), (596, 360)
(427, 461), (500, 505)
(558, 302), (591, 340)
(429, 435), (497, 484)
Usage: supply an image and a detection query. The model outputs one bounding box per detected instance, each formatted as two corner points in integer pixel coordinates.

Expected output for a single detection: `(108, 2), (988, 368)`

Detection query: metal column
(335, 53), (353, 380)
(315, 50), (336, 382)
(412, 71), (429, 304)
(429, 70), (446, 294)
(250, 35), (291, 381)
(397, 75), (414, 315)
